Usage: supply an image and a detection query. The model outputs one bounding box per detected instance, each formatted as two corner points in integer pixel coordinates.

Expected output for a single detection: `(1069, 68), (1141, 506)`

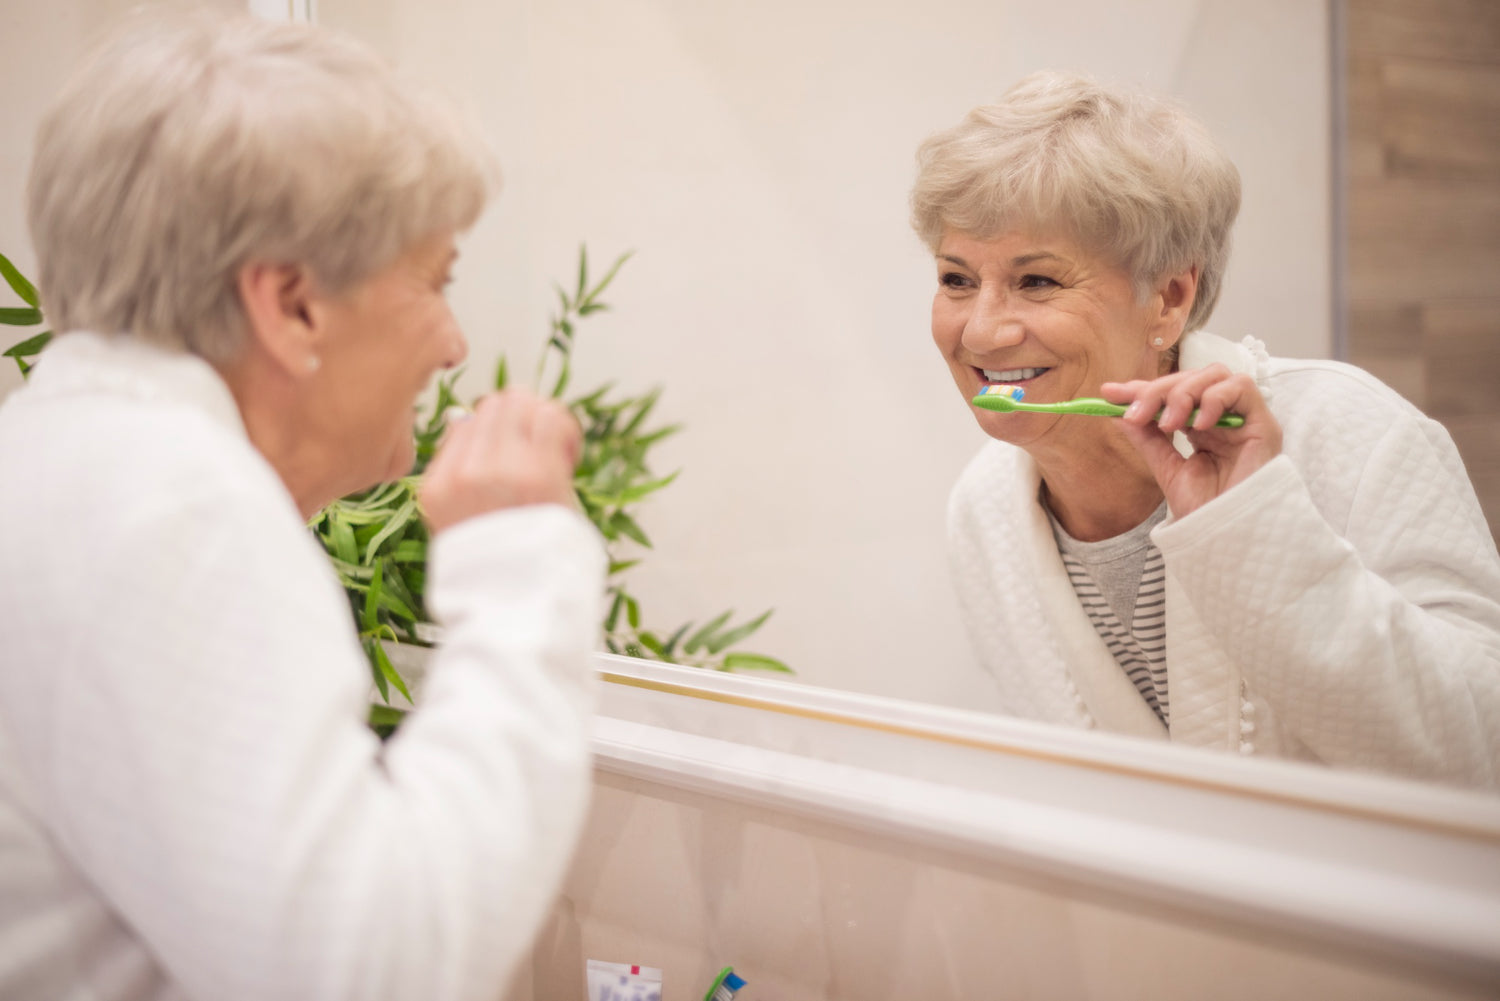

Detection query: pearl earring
(1153, 337), (1164, 347)
(306, 355), (321, 373)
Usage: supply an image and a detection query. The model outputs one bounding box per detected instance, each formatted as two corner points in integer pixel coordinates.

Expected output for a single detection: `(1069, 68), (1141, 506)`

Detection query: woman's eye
(1019, 274), (1058, 290)
(939, 272), (972, 290)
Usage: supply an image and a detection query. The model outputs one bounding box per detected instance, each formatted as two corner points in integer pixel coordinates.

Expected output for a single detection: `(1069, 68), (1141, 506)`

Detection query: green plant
(3, 246), (792, 735)
(313, 248), (789, 704)
(0, 253), (51, 374)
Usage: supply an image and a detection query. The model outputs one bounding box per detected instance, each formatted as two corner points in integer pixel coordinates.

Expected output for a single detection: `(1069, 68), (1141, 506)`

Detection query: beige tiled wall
(1345, 0), (1500, 539)
(504, 770), (1494, 1001)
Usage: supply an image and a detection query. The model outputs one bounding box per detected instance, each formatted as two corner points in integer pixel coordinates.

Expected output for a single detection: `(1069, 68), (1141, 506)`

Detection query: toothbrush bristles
(980, 384), (1025, 401)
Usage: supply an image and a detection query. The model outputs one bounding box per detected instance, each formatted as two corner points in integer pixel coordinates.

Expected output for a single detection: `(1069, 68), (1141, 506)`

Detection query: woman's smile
(978, 365), (1051, 387)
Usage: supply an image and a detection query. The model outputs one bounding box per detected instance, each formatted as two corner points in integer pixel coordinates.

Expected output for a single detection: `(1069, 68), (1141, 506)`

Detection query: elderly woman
(912, 72), (1500, 789)
(0, 15), (601, 1001)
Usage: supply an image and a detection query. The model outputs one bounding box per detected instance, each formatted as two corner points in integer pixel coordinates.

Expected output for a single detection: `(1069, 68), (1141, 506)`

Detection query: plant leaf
(329, 516), (358, 565)
(605, 590), (624, 632)
(720, 652), (793, 673)
(582, 250), (634, 306)
(0, 254), (38, 307)
(705, 609), (773, 655)
(372, 638), (414, 702)
(361, 558), (385, 632)
(2, 330), (51, 358)
(625, 593), (641, 630)
(365, 637), (390, 702)
(363, 497), (417, 563)
(617, 471), (680, 504)
(368, 703), (406, 739)
(549, 354), (571, 399)
(570, 382), (615, 409)
(661, 622), (691, 658)
(683, 609), (733, 655)
(390, 539), (426, 563)
(621, 386), (661, 435)
(324, 556), (375, 582)
(634, 424), (683, 448)
(575, 244), (589, 302)
(607, 558), (641, 576)
(0, 307), (43, 326)
(610, 510), (651, 548)
(493, 355), (508, 390)
(376, 564), (420, 622)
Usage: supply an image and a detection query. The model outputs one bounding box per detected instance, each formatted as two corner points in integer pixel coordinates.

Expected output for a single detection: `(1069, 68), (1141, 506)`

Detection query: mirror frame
(592, 653), (1500, 990)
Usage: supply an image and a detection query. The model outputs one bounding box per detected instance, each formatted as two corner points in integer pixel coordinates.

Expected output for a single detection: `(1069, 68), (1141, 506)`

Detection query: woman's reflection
(914, 72), (1500, 789)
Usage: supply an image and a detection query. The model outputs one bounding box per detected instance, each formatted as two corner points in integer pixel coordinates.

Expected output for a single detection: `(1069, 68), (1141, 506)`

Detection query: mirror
(309, 0), (1497, 792)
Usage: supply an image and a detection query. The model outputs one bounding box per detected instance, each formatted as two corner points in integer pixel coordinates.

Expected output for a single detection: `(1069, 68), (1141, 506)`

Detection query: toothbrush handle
(1048, 398), (1246, 428)
(1044, 398), (1130, 417)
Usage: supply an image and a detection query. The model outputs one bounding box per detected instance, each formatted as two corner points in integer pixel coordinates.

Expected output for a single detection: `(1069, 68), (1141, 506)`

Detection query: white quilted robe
(948, 331), (1500, 789)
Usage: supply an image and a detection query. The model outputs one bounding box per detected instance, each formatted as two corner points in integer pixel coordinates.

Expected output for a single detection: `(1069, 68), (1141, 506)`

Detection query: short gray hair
(910, 71), (1240, 332)
(27, 13), (498, 363)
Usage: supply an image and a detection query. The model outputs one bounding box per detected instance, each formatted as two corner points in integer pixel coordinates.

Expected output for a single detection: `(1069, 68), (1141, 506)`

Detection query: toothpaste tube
(586, 960), (662, 1001)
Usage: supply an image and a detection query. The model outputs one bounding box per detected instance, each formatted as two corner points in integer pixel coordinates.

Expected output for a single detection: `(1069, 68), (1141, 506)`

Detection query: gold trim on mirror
(599, 669), (1500, 844)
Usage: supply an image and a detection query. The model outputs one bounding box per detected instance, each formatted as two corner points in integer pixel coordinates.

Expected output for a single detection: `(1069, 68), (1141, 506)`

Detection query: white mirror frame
(588, 653), (1500, 991)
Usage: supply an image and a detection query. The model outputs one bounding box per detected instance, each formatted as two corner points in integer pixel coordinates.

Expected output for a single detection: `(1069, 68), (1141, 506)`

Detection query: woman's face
(931, 229), (1170, 453)
(312, 231), (467, 490)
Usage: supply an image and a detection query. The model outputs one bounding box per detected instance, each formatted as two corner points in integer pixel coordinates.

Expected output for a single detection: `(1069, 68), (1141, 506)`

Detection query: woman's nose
(447, 325), (470, 369)
(960, 292), (1024, 352)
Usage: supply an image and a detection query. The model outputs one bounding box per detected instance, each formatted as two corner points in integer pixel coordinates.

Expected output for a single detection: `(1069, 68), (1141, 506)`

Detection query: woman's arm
(32, 483), (602, 1001)
(1154, 429), (1500, 789)
(0, 375), (605, 1001)
(1108, 364), (1500, 787)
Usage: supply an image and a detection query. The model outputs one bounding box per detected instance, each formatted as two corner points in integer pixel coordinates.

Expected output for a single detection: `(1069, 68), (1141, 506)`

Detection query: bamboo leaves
(310, 476), (432, 704)
(0, 253), (39, 306)
(331, 246), (787, 688)
(0, 253), (50, 377)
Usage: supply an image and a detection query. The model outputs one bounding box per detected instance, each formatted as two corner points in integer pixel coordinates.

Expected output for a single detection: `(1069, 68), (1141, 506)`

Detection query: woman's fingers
(1191, 372), (1253, 430)
(1156, 364), (1229, 432)
(1103, 365), (1283, 518)
(530, 397), (584, 469)
(420, 388), (583, 534)
(1104, 364), (1238, 432)
(1114, 407), (1184, 475)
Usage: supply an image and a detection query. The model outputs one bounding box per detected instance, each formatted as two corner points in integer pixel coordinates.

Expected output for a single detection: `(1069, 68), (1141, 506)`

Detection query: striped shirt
(1046, 501), (1171, 726)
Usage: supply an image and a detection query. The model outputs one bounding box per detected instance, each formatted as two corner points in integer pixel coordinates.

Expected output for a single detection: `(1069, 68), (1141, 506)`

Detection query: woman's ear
(1147, 265), (1199, 353)
(235, 261), (322, 377)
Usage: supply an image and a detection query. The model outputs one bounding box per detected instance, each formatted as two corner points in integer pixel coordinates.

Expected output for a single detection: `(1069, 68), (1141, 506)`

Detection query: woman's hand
(1102, 363), (1283, 519)
(420, 388), (583, 534)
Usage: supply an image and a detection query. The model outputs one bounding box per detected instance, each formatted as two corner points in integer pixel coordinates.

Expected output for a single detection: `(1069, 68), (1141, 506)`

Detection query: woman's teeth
(982, 367), (1046, 382)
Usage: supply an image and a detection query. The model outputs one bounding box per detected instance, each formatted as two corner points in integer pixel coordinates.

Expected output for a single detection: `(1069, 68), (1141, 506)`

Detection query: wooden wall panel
(1344, 0), (1500, 537)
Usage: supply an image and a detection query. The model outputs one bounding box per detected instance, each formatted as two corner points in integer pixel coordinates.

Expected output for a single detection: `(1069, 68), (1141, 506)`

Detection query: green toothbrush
(973, 384), (1244, 428)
